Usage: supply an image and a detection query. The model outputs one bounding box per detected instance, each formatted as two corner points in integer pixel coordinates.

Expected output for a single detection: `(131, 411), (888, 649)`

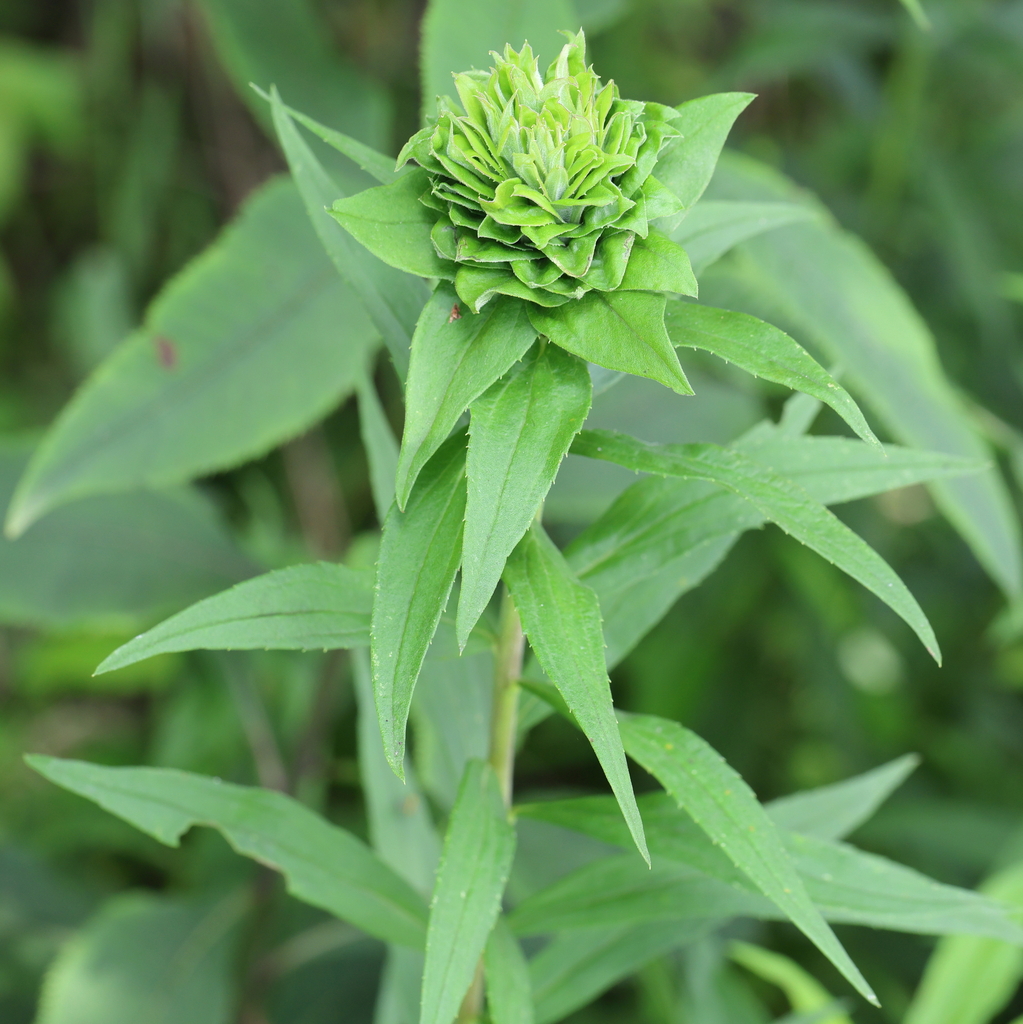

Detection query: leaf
(270, 90), (428, 379)
(5, 179), (379, 536)
(34, 892), (242, 1024)
(729, 942), (853, 1024)
(671, 200), (816, 275)
(0, 441), (256, 631)
(373, 433), (467, 776)
(567, 433), (980, 666)
(706, 152), (1022, 597)
(251, 89), (398, 185)
(396, 283), (536, 508)
(617, 714), (877, 1005)
(458, 343), (592, 646)
(516, 792), (1023, 944)
(665, 302), (880, 449)
(330, 168), (453, 279)
(355, 648), (440, 895)
(765, 755), (920, 841)
(897, 0), (932, 31)
(357, 372), (400, 521)
(420, 760), (516, 1024)
(195, 0), (390, 151)
(529, 290), (694, 396)
(485, 917), (534, 1024)
(655, 93), (755, 215)
(620, 230), (698, 296)
(419, 0), (576, 118)
(411, 620), (494, 812)
(96, 563), (372, 674)
(572, 430), (940, 661)
(26, 756), (429, 948)
(903, 862), (1023, 1024)
(530, 921), (709, 1024)
(504, 522), (648, 862)
(509, 855), (760, 934)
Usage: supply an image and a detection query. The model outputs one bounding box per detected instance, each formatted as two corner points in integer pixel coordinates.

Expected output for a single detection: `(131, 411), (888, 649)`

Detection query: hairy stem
(457, 587), (525, 1023)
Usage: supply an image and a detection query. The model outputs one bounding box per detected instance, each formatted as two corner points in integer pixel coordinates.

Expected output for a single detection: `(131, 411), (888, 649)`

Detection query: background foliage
(2, 0), (1023, 1022)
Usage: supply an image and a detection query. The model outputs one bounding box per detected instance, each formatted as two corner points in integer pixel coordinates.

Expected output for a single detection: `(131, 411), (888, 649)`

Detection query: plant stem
(457, 586), (525, 1023)
(489, 588), (525, 808)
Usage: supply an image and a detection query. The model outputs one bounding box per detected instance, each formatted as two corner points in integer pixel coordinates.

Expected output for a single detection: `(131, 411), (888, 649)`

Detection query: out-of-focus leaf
(517, 792), (1023, 942)
(354, 648), (440, 896)
(357, 372), (400, 522)
(419, 0), (576, 118)
(567, 431), (979, 666)
(396, 284), (536, 509)
(530, 921), (709, 1024)
(197, 0), (390, 151)
(250, 88), (398, 185)
(6, 179), (379, 536)
(27, 756), (429, 948)
(530, 291), (693, 396)
(729, 942), (853, 1024)
(618, 714), (876, 1004)
(655, 94), (755, 217)
(96, 563), (372, 674)
(509, 855), (760, 934)
(411, 621), (493, 812)
(765, 755), (920, 841)
(671, 201), (816, 275)
(573, 430), (939, 660)
(903, 861), (1023, 1024)
(34, 892), (242, 1024)
(459, 343), (591, 646)
(372, 434), (467, 776)
(665, 302), (879, 448)
(0, 441), (256, 631)
(420, 760), (515, 1024)
(504, 522), (648, 863)
(485, 917), (534, 1024)
(270, 92), (427, 378)
(705, 152), (1022, 598)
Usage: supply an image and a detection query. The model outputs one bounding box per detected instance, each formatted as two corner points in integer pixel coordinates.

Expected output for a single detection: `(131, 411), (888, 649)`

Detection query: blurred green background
(1, 0), (1023, 1021)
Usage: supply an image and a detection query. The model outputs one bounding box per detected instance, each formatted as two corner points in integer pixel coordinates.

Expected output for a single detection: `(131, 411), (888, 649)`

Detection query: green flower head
(397, 30), (687, 312)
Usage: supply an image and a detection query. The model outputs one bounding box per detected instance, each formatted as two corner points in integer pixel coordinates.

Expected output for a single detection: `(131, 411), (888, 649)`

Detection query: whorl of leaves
(398, 31), (687, 311)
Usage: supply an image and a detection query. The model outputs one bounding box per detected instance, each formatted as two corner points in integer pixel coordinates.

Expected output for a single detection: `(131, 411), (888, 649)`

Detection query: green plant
(5, 3), (1023, 1024)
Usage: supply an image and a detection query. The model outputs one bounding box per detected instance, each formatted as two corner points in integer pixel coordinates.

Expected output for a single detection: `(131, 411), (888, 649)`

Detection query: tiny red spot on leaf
(154, 336), (178, 369)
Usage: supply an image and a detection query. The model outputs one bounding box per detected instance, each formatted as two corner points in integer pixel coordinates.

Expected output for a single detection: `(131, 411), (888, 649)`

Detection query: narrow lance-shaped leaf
(670, 200), (816, 275)
(903, 862), (1023, 1024)
(396, 284), (537, 509)
(330, 168), (454, 280)
(269, 87), (427, 378)
(618, 714), (878, 1006)
(356, 372), (400, 521)
(529, 291), (693, 396)
(665, 302), (880, 449)
(515, 792), (1023, 943)
(485, 917), (534, 1024)
(26, 756), (429, 948)
(5, 179), (379, 536)
(503, 521), (649, 863)
(458, 343), (592, 647)
(372, 433), (467, 776)
(530, 921), (708, 1024)
(251, 86), (398, 185)
(420, 760), (516, 1024)
(765, 754), (920, 841)
(572, 430), (940, 661)
(655, 93), (756, 216)
(96, 562), (373, 674)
